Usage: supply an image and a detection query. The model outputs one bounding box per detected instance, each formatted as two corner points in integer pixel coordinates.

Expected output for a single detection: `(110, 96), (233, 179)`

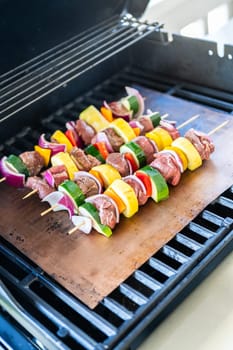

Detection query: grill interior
(0, 67), (233, 349)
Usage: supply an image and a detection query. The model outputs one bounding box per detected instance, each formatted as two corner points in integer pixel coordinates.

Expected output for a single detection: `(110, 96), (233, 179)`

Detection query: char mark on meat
(20, 151), (45, 176)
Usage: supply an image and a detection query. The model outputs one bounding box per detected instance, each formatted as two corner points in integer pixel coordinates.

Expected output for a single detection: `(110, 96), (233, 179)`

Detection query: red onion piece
(125, 86), (144, 118)
(65, 121), (76, 130)
(85, 194), (120, 223)
(43, 169), (55, 187)
(129, 120), (144, 131)
(74, 171), (102, 194)
(42, 191), (76, 218)
(39, 134), (66, 155)
(91, 132), (114, 153)
(71, 215), (92, 234)
(0, 156), (25, 187)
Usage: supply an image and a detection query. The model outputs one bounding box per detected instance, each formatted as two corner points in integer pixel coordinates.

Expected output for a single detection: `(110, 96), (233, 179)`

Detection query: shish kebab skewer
(38, 114), (200, 217)
(40, 120), (223, 234)
(0, 106), (168, 186)
(2, 112), (198, 203)
(66, 120), (228, 236)
(0, 84), (164, 185)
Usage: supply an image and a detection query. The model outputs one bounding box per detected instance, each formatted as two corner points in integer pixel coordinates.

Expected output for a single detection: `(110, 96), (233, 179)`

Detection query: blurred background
(144, 0), (233, 54)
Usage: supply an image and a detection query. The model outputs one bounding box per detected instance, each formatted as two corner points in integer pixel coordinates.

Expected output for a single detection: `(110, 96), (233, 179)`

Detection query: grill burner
(0, 68), (233, 349)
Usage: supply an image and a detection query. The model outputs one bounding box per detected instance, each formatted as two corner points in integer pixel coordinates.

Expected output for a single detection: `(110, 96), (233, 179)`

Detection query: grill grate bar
(174, 89), (233, 112)
(0, 15), (120, 86)
(134, 270), (163, 291)
(162, 245), (190, 264)
(102, 298), (134, 320)
(1, 21), (132, 101)
(2, 21), (161, 120)
(188, 222), (215, 239)
(175, 233), (203, 251)
(149, 257), (176, 277)
(201, 209), (227, 226)
(217, 195), (233, 210)
(120, 283), (148, 306)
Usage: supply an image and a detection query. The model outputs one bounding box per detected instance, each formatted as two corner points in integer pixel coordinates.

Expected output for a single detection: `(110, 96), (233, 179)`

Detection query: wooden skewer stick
(207, 120), (229, 136)
(68, 223), (85, 235)
(22, 189), (38, 199)
(161, 113), (169, 120)
(40, 204), (58, 217)
(177, 114), (200, 130)
(0, 177), (6, 183)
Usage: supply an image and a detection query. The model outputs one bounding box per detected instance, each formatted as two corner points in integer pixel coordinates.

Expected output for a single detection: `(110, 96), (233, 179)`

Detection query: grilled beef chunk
(106, 153), (130, 177)
(103, 127), (124, 151)
(160, 120), (180, 140)
(134, 136), (156, 163)
(71, 147), (101, 171)
(25, 176), (53, 199)
(91, 196), (117, 229)
(75, 175), (99, 198)
(48, 165), (68, 187)
(20, 151), (45, 176)
(76, 119), (96, 145)
(123, 176), (148, 205)
(150, 153), (181, 186)
(138, 116), (154, 134)
(185, 128), (215, 160)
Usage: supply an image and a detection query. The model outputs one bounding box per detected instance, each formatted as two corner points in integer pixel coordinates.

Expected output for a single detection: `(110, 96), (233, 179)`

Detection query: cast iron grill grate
(0, 67), (233, 349)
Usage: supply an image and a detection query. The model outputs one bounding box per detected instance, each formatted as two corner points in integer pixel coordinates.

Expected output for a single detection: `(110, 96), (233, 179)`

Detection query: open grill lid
(0, 0), (149, 74)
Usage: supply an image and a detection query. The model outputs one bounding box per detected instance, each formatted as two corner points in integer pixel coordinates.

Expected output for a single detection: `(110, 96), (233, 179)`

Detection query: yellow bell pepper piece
(91, 164), (121, 188)
(80, 105), (109, 132)
(34, 145), (51, 167)
(51, 130), (73, 153)
(172, 137), (202, 171)
(109, 179), (138, 218)
(104, 187), (126, 213)
(110, 118), (136, 143)
(145, 130), (163, 151)
(51, 152), (78, 180)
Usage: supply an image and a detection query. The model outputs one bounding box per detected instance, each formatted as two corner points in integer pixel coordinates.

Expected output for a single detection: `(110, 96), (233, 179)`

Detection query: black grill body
(0, 2), (233, 349)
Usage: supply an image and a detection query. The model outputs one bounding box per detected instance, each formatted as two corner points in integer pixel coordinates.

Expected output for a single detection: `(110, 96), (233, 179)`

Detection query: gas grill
(0, 1), (233, 349)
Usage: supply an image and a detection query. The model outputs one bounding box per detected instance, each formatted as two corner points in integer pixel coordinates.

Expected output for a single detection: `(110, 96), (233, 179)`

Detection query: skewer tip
(177, 114), (200, 130)
(22, 188), (38, 199)
(207, 120), (229, 136)
(40, 204), (58, 217)
(0, 177), (6, 183)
